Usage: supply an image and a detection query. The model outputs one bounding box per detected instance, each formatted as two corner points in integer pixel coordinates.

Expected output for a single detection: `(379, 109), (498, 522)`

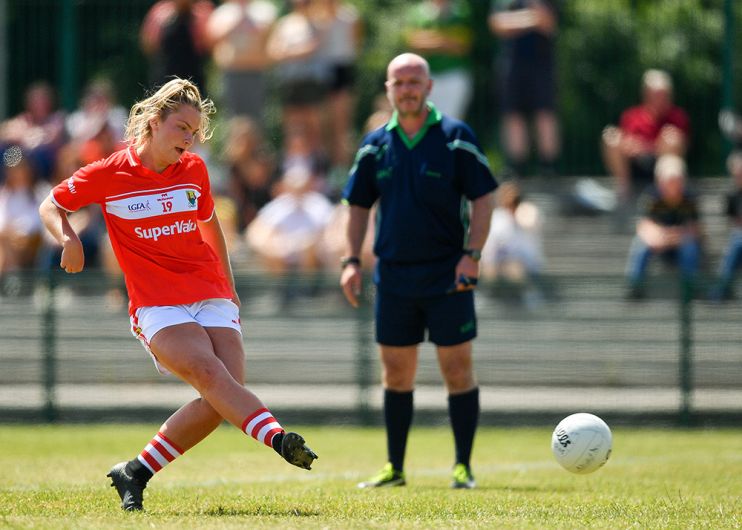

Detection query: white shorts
(130, 298), (242, 375)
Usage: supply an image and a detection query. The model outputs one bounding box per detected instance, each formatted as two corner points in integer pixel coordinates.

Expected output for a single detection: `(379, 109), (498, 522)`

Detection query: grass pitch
(0, 424), (740, 529)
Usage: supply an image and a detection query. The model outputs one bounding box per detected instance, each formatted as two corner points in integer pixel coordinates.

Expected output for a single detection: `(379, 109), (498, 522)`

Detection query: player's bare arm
(198, 213), (240, 307)
(38, 195), (85, 273)
(340, 204), (371, 308)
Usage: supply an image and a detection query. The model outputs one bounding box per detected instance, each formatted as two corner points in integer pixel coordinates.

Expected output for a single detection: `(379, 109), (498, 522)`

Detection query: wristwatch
(340, 256), (361, 269)
(463, 248), (482, 262)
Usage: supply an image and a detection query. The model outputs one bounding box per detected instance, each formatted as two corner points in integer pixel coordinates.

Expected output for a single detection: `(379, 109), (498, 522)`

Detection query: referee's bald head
(387, 53), (430, 80)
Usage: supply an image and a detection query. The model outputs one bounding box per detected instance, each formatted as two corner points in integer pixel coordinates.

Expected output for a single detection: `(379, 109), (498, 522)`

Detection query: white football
(551, 413), (612, 474)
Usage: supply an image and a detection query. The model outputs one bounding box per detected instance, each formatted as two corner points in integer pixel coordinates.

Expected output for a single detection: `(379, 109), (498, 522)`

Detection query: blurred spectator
(625, 154), (701, 300)
(66, 78), (128, 165)
(482, 180), (544, 278)
(481, 180), (544, 305)
(0, 147), (43, 281)
(602, 69), (690, 205)
(266, 0), (330, 156)
(312, 0), (363, 168)
(206, 0), (278, 123)
(489, 0), (560, 179)
(140, 0), (214, 94)
(223, 116), (277, 233)
(404, 0), (473, 121)
(0, 82), (66, 181)
(710, 151), (742, 301)
(246, 164), (334, 274)
(280, 125), (331, 195)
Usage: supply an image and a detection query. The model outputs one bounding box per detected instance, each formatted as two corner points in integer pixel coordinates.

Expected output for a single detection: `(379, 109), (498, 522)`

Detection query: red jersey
(50, 147), (233, 315)
(619, 104), (690, 144)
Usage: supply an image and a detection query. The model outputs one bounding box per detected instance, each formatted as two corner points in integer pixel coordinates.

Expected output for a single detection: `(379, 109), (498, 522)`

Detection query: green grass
(0, 425), (740, 529)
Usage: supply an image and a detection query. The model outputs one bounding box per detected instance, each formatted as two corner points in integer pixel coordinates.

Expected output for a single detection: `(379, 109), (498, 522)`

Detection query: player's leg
(429, 291), (478, 489)
(108, 322), (256, 511)
(358, 291), (423, 488)
(109, 320), (316, 511)
(150, 323), (316, 467)
(203, 325), (317, 469)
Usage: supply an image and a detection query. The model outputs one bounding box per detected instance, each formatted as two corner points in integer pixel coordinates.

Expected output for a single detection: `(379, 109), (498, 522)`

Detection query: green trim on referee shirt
(447, 139), (491, 170)
(349, 144), (381, 175)
(386, 102), (443, 150)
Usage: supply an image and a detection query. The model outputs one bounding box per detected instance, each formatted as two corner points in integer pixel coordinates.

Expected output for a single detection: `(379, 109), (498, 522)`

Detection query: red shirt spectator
(620, 104), (690, 149)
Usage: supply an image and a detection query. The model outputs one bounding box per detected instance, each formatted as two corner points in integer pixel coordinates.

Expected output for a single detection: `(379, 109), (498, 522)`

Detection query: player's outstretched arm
(39, 195), (84, 273)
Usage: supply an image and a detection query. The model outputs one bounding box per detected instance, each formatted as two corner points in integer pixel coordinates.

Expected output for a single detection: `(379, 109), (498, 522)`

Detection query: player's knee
(180, 357), (223, 393)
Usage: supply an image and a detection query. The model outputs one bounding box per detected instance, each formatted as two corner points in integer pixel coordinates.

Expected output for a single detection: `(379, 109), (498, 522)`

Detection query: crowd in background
(0, 0), (740, 305)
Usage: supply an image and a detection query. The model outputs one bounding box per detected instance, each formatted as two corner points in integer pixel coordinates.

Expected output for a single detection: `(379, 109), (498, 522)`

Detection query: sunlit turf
(0, 424), (740, 529)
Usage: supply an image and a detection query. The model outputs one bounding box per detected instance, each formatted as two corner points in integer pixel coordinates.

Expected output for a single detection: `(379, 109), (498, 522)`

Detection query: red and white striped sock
(242, 408), (284, 448)
(137, 431), (184, 475)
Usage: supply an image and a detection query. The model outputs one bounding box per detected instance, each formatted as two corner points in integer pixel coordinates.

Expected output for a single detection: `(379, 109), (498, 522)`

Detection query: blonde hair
(125, 78), (215, 149)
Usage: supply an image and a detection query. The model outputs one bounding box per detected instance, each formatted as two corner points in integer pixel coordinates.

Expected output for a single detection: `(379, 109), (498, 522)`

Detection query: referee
(340, 53), (497, 489)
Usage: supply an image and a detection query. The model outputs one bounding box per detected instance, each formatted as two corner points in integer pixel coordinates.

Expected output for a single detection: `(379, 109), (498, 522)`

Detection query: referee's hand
(340, 264), (362, 308)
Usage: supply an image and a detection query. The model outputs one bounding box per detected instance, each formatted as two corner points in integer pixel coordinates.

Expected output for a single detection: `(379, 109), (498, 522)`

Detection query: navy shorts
(375, 289), (477, 347)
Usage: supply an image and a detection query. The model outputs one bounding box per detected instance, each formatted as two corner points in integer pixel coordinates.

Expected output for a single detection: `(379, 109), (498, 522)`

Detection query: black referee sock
(448, 387), (480, 469)
(125, 457), (153, 484)
(384, 389), (414, 472)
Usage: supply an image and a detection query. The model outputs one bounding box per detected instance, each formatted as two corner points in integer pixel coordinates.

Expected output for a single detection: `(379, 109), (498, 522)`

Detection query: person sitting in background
(0, 82), (66, 182)
(602, 69), (690, 206)
(223, 116), (277, 233)
(481, 180), (544, 306)
(404, 0), (473, 121)
(246, 164), (334, 275)
(279, 125), (331, 196)
(624, 154), (701, 300)
(710, 151), (742, 301)
(0, 147), (43, 286)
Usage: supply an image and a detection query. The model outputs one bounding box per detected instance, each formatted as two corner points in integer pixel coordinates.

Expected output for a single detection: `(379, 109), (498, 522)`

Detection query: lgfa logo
(128, 200), (151, 212)
(186, 190), (197, 207)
